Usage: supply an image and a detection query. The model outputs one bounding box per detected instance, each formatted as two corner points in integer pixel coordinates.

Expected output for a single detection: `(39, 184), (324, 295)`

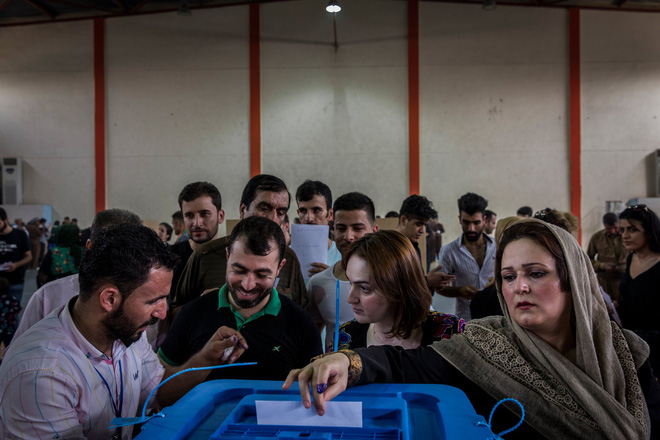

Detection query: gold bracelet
(311, 349), (363, 388)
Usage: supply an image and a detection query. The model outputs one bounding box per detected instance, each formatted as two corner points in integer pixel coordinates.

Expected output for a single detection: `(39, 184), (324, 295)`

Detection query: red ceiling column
(569, 9), (581, 242)
(94, 18), (106, 212)
(408, 0), (420, 196)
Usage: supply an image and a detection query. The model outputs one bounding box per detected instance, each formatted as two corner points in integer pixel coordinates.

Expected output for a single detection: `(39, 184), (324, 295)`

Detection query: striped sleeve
(0, 370), (85, 440)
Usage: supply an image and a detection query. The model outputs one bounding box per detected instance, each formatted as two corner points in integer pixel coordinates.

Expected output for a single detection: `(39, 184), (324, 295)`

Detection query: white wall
(581, 10), (660, 244)
(261, 0), (409, 218)
(0, 21), (95, 224)
(1, 3), (659, 247)
(420, 4), (569, 241)
(106, 9), (250, 234)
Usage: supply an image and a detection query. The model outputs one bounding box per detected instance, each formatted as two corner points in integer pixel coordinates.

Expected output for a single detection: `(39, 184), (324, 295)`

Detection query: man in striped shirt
(437, 193), (496, 321)
(0, 224), (248, 440)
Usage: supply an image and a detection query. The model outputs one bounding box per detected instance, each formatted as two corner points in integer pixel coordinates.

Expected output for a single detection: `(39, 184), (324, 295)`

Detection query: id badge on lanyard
(94, 359), (124, 440)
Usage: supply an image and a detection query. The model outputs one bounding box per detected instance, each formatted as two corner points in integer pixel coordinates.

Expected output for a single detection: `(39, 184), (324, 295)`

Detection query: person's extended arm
(426, 264), (455, 293)
(157, 326), (248, 406)
(437, 285), (477, 299)
(308, 262), (329, 277)
(5, 250), (32, 273)
(283, 345), (448, 415)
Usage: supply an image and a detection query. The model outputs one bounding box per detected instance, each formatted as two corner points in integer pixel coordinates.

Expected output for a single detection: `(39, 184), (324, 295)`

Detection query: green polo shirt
(217, 284), (281, 330)
(159, 281), (323, 380)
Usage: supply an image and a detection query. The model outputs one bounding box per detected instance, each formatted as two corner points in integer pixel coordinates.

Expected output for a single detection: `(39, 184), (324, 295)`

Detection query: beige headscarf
(432, 218), (650, 439)
(494, 216), (523, 245)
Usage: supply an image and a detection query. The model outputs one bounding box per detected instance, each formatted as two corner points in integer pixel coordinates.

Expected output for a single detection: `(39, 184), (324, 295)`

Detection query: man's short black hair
(333, 192), (376, 225)
(458, 193), (488, 216)
(517, 206), (533, 217)
(178, 181), (222, 211)
(240, 174), (290, 210)
(0, 208), (7, 221)
(90, 209), (142, 244)
(78, 224), (178, 301)
(296, 180), (332, 211)
(603, 212), (618, 226)
(172, 211), (183, 221)
(227, 216), (286, 263)
(399, 195), (437, 222)
(485, 210), (497, 220)
(385, 211), (399, 218)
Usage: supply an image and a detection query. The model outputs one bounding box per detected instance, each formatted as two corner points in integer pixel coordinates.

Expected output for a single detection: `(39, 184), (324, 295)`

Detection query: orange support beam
(408, 0), (420, 196)
(249, 3), (261, 177)
(94, 18), (106, 212)
(569, 9), (581, 242)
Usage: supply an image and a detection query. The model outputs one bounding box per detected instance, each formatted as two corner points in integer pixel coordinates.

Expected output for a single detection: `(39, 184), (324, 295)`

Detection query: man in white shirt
(295, 180), (342, 278)
(437, 192), (496, 321)
(306, 192), (379, 350)
(0, 224), (247, 439)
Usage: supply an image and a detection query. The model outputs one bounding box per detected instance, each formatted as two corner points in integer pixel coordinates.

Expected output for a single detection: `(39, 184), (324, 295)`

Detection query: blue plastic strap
(474, 398), (525, 439)
(107, 362), (257, 429)
(489, 398), (525, 438)
(334, 279), (340, 352)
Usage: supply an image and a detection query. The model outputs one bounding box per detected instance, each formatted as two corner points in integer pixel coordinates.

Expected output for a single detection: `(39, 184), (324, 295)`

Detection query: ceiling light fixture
(326, 0), (341, 13)
(482, 0), (496, 10)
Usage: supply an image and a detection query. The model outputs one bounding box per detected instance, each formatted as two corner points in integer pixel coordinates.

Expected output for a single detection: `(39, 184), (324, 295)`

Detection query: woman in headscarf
(36, 223), (82, 288)
(470, 216), (522, 319)
(284, 219), (660, 439)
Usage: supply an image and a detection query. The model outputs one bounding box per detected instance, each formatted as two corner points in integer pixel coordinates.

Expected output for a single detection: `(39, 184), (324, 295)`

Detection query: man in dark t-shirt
(159, 216), (321, 384)
(0, 208), (32, 304)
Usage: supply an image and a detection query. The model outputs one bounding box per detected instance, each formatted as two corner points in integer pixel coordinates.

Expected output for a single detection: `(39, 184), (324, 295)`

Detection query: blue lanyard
(93, 359), (124, 420)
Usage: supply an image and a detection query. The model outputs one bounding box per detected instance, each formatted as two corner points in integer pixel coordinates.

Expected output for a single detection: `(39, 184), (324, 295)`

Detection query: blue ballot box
(135, 380), (495, 440)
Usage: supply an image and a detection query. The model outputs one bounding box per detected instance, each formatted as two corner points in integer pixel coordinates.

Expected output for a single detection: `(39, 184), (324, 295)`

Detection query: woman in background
(618, 204), (660, 376)
(331, 230), (464, 351)
(36, 224), (82, 288)
(159, 222), (173, 244)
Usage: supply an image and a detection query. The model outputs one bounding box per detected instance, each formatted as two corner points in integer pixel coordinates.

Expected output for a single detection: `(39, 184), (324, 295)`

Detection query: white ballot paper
(290, 224), (329, 276)
(255, 400), (363, 428)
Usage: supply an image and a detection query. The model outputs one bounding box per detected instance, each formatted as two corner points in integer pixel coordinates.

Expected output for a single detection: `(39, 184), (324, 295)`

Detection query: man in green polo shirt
(158, 216), (322, 386)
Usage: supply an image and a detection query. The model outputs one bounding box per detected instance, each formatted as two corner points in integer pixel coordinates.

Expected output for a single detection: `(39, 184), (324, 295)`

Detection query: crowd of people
(0, 175), (658, 439)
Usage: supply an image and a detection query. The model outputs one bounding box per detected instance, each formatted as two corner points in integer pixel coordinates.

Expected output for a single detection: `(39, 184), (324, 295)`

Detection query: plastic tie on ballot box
(474, 398), (525, 439)
(107, 362), (258, 430)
